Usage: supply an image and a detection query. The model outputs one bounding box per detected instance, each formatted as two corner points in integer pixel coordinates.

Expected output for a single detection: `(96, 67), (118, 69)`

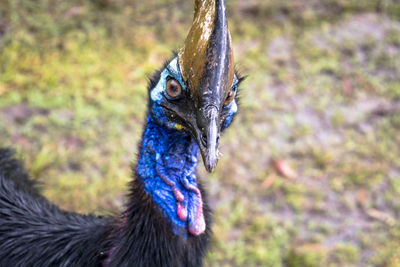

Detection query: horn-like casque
(178, 0), (234, 100)
(178, 0), (235, 173)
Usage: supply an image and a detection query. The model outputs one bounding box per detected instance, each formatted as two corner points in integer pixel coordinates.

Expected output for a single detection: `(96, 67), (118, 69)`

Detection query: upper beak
(197, 107), (220, 173)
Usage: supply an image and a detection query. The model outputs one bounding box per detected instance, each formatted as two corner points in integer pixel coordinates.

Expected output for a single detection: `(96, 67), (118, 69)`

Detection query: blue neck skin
(136, 115), (205, 237)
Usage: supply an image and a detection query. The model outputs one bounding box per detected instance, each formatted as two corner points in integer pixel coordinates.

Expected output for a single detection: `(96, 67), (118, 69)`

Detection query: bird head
(149, 0), (242, 172)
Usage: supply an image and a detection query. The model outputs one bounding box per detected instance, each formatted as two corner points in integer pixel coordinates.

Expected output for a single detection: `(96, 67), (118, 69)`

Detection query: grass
(1, 0), (400, 265)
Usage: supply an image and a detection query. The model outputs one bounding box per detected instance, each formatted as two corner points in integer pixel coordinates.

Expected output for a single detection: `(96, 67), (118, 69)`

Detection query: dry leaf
(272, 159), (297, 179)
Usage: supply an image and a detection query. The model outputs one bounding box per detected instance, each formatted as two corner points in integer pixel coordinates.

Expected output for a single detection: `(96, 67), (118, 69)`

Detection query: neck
(136, 115), (205, 236)
(104, 115), (211, 266)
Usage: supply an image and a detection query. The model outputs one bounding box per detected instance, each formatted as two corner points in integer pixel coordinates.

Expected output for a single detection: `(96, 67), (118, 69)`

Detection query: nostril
(201, 133), (207, 146)
(216, 135), (220, 145)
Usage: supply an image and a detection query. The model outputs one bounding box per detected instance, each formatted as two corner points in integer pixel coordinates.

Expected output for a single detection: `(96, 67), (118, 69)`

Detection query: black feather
(0, 148), (113, 266)
(0, 146), (211, 266)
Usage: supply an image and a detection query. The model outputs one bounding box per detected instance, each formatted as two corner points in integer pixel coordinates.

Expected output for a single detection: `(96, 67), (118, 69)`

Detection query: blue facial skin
(136, 57), (238, 237)
(222, 80), (238, 130)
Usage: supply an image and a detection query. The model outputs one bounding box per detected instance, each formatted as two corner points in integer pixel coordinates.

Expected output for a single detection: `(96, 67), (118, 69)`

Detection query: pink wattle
(188, 212), (205, 236)
(177, 202), (188, 221)
(174, 188), (185, 202)
(188, 185), (205, 236)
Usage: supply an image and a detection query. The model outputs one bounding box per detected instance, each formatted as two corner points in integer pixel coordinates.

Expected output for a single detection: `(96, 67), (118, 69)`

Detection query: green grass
(1, 0), (400, 265)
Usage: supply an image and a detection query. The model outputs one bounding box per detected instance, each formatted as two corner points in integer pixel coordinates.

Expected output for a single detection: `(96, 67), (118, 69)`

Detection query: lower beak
(198, 108), (219, 172)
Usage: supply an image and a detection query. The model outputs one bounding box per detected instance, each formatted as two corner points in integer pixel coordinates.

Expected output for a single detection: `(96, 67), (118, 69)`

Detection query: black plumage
(0, 148), (112, 266)
(0, 147), (212, 267)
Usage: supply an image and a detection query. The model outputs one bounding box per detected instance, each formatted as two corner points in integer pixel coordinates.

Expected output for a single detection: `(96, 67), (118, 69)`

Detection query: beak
(196, 107), (220, 173)
(179, 0), (234, 173)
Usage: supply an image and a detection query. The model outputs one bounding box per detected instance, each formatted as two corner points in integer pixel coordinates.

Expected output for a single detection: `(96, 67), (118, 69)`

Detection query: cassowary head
(149, 0), (242, 172)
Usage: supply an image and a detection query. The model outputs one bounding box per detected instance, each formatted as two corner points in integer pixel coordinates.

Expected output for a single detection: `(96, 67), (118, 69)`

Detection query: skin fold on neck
(136, 115), (205, 237)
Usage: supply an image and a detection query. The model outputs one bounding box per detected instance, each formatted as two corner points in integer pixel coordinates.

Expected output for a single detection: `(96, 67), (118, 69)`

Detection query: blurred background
(0, 0), (399, 266)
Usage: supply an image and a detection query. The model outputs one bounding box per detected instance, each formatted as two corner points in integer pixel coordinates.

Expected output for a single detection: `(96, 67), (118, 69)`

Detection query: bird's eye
(224, 87), (236, 106)
(166, 78), (182, 98)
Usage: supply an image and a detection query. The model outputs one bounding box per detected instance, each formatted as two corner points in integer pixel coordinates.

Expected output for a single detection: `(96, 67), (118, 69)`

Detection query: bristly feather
(0, 148), (113, 266)
(0, 148), (41, 197)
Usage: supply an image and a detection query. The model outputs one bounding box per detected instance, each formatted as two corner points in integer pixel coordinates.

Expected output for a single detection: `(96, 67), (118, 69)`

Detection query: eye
(166, 78), (182, 99)
(224, 87), (236, 106)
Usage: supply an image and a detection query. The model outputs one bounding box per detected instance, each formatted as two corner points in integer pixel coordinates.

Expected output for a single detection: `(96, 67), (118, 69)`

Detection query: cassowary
(0, 0), (243, 266)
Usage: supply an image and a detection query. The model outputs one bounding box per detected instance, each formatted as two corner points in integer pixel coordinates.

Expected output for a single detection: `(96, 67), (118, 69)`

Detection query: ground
(0, 0), (399, 266)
